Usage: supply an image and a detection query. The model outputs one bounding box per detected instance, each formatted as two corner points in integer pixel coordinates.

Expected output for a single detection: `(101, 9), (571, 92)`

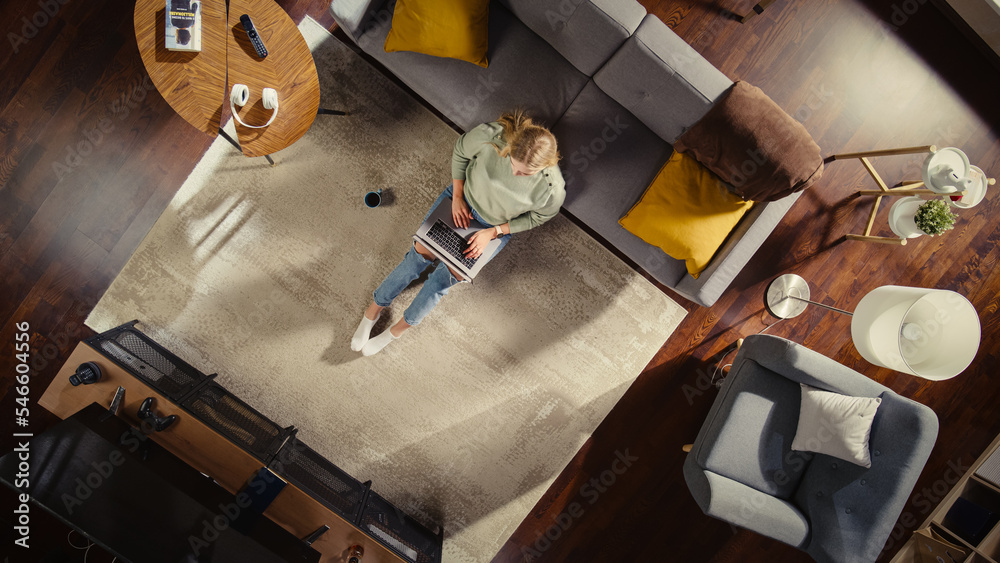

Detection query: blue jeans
(372, 184), (511, 326)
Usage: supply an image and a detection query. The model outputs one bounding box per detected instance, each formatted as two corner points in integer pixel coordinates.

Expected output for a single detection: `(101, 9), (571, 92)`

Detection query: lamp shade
(851, 286), (980, 380)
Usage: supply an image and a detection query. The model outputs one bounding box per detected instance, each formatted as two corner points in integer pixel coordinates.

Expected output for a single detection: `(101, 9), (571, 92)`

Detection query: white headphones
(230, 84), (279, 128)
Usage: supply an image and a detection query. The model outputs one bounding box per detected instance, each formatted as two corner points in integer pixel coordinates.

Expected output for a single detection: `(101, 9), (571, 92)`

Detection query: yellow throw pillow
(619, 151), (754, 278)
(383, 0), (490, 68)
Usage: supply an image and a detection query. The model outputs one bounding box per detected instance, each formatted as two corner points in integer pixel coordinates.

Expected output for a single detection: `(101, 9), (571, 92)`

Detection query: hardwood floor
(1, 0), (997, 561)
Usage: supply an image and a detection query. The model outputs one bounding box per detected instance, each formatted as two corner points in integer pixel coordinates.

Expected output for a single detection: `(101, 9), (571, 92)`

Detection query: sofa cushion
(791, 384), (882, 468)
(694, 357), (814, 500)
(357, 1), (588, 131)
(671, 194), (799, 307)
(551, 81), (687, 287)
(383, 0), (491, 68)
(674, 81), (824, 202)
(594, 14), (732, 143)
(618, 151), (753, 278)
(793, 391), (939, 563)
(498, 0), (645, 76)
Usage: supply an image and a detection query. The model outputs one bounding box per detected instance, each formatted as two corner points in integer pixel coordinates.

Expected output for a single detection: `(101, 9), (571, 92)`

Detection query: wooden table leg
(218, 127), (242, 152)
(832, 146), (940, 245)
(858, 188), (966, 197)
(830, 145), (936, 160)
(846, 234), (907, 245)
(220, 127), (277, 167)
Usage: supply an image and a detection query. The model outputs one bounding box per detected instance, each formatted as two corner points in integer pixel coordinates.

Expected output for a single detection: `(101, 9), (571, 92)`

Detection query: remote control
(240, 14), (268, 59)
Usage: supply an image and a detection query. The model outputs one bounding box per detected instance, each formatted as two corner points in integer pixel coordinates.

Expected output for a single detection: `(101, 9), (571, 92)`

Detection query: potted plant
(889, 197), (959, 239)
(914, 198), (959, 236)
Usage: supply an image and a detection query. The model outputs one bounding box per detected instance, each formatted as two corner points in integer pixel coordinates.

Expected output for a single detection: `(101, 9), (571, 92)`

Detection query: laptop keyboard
(426, 220), (479, 269)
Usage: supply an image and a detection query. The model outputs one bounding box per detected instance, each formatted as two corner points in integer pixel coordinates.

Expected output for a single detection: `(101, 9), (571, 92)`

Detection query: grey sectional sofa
(329, 0), (804, 307)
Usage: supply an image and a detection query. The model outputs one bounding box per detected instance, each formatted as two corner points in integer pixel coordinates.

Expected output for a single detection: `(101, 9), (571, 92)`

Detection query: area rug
(86, 17), (686, 562)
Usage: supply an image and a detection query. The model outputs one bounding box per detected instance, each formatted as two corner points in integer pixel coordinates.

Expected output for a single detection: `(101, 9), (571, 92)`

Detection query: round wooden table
(135, 0), (321, 158)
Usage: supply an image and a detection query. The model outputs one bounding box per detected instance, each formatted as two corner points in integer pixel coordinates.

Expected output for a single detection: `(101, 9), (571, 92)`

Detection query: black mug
(364, 189), (382, 208)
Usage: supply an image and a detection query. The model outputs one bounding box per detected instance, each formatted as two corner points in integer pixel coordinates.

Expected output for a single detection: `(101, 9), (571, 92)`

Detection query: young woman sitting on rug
(351, 110), (566, 356)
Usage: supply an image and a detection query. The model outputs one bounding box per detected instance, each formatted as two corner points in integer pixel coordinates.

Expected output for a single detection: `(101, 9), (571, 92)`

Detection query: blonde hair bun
(495, 109), (560, 171)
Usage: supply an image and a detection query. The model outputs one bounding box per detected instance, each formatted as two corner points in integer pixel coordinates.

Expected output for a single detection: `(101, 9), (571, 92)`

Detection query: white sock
(350, 312), (380, 352)
(361, 327), (400, 356)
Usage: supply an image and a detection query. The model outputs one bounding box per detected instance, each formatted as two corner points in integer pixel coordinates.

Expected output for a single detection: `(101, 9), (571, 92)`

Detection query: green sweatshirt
(450, 122), (566, 234)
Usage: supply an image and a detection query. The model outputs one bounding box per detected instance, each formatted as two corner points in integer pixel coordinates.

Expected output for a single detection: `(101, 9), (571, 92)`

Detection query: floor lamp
(765, 274), (981, 380)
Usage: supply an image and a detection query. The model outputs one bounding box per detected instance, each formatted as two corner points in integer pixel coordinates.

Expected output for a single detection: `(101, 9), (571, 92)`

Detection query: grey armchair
(683, 334), (939, 563)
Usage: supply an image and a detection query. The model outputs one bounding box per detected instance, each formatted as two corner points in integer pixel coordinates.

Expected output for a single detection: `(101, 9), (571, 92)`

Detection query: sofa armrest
(683, 462), (810, 548)
(672, 192), (798, 307)
(329, 0), (390, 43)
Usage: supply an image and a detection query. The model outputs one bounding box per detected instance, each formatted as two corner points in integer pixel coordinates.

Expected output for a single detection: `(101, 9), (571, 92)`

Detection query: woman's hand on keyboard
(464, 229), (494, 259)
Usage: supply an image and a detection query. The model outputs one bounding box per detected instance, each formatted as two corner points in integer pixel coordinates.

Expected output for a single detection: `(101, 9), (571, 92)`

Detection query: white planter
(888, 196), (926, 239)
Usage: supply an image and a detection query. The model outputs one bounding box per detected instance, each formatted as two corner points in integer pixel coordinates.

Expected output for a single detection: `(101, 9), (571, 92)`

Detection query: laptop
(413, 197), (503, 283)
